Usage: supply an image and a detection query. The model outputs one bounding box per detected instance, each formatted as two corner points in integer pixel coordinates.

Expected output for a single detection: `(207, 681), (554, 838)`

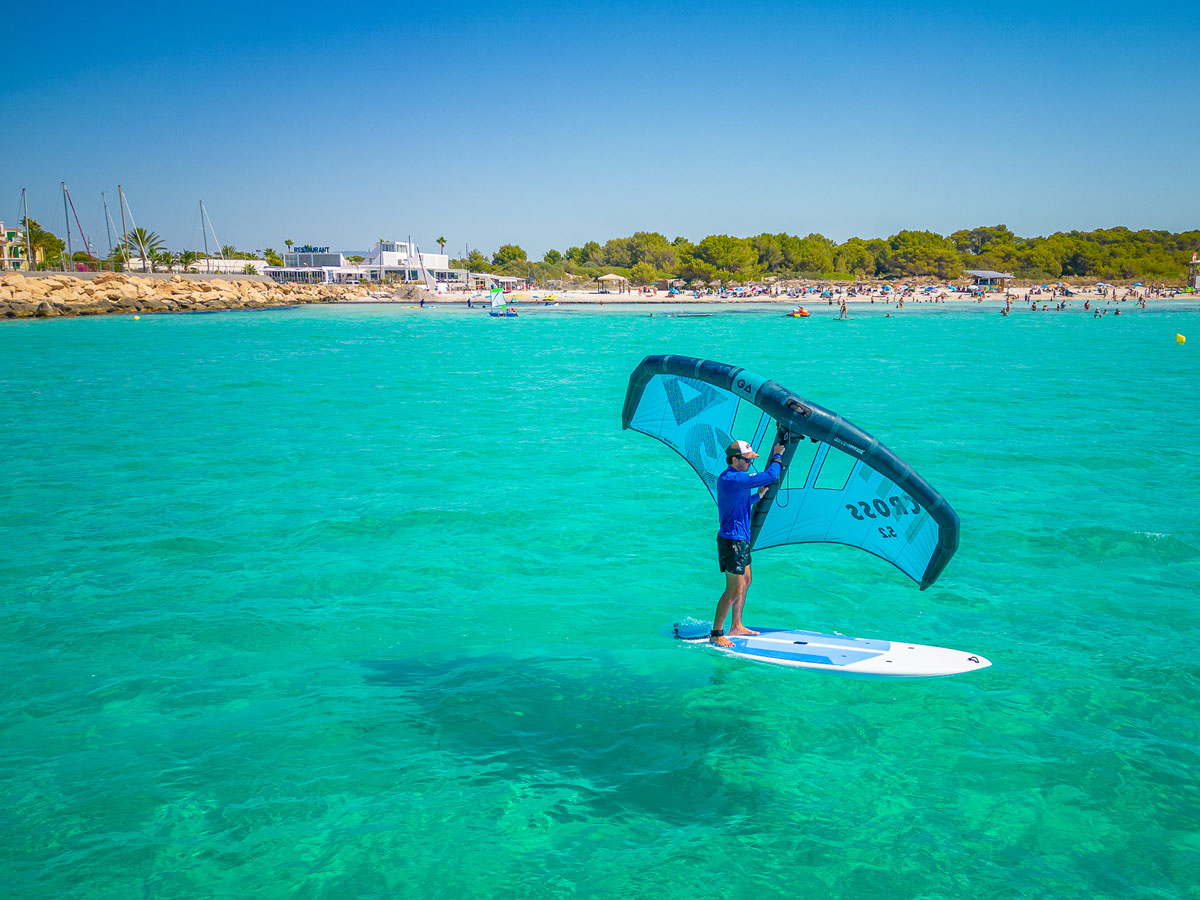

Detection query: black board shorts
(717, 537), (751, 574)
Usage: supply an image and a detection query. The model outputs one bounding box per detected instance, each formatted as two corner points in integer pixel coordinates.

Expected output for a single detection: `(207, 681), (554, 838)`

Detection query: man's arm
(726, 465), (777, 488)
(733, 444), (786, 489)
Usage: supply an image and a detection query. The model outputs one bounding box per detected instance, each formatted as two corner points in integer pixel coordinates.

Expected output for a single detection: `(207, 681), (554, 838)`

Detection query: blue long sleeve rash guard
(716, 460), (781, 541)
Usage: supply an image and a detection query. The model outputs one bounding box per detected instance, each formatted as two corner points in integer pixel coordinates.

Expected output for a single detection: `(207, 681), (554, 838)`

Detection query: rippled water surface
(2, 301), (1198, 899)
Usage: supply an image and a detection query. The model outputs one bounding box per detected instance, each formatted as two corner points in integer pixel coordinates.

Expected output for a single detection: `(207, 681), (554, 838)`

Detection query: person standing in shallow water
(711, 439), (785, 647)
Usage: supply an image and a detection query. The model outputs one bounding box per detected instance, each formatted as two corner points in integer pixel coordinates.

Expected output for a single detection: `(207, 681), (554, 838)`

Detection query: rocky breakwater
(0, 273), (372, 319)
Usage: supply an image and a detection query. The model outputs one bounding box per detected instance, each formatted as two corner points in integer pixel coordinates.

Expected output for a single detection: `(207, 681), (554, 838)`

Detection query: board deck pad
(674, 623), (991, 678)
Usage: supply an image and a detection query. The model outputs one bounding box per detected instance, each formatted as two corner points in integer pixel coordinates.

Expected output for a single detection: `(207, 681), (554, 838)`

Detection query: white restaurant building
(265, 241), (469, 288)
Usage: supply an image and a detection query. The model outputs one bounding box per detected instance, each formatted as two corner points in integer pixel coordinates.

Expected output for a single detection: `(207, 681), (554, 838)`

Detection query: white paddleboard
(673, 622), (990, 679)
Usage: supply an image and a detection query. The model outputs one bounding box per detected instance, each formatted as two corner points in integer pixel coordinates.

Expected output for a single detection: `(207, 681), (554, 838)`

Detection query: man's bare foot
(710, 635), (734, 648)
(728, 626), (759, 636)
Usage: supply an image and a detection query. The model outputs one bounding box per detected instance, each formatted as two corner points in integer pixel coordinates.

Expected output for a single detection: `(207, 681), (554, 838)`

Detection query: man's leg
(728, 567), (759, 636)
(711, 572), (741, 647)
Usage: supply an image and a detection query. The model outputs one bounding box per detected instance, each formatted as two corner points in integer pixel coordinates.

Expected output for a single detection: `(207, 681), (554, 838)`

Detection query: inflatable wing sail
(621, 355), (959, 589)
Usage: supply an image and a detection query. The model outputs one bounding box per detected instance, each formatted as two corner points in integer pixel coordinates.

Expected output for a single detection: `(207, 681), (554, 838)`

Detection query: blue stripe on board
(674, 623), (891, 652)
(730, 640), (882, 667)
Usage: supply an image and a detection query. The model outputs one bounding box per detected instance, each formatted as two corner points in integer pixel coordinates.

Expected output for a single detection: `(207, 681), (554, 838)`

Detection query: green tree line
(454, 226), (1200, 286)
(22, 219), (1195, 284)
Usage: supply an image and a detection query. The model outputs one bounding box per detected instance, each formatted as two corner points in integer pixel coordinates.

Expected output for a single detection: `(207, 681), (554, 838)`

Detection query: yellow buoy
(134, 315), (141, 320)
(1177, 334), (1186, 344)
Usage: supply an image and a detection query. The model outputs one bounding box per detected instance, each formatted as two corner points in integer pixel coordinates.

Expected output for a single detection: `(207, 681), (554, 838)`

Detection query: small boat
(487, 287), (517, 317)
(786, 306), (810, 318)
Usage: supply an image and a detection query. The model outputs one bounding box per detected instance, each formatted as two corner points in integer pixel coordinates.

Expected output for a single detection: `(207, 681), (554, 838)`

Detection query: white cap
(726, 440), (759, 459)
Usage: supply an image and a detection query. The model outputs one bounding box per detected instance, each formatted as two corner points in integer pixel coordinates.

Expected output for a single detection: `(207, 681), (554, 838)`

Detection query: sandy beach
(416, 282), (1185, 307)
(2, 271), (1189, 320)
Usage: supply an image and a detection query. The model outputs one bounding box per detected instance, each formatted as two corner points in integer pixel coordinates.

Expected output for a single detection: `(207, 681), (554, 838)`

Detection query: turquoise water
(2, 301), (1198, 899)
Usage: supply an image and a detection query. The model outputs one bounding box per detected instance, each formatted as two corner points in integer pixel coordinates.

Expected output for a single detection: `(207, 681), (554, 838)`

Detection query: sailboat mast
(102, 192), (114, 269)
(200, 201), (210, 273)
(200, 201), (223, 272)
(61, 182), (73, 270)
(22, 189), (33, 270)
(119, 187), (148, 272)
(118, 185), (129, 271)
(63, 184), (93, 263)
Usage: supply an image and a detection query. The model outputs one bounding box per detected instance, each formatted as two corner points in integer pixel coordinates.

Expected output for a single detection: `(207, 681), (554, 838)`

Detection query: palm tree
(285, 239), (293, 252)
(108, 243), (129, 272)
(157, 249), (179, 273)
(125, 227), (163, 272)
(437, 236), (446, 255)
(220, 244), (237, 259)
(21, 217), (65, 269)
(180, 250), (199, 273)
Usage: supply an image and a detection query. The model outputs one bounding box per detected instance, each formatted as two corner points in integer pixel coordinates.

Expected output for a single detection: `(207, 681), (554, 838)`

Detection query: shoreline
(379, 286), (1186, 306)
(2, 272), (1190, 320)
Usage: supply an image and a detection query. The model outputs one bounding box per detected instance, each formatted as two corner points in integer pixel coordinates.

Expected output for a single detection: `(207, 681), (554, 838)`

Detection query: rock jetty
(0, 273), (373, 319)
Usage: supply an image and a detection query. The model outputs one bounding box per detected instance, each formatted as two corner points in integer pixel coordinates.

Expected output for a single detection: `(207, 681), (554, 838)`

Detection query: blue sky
(6, 0), (1196, 259)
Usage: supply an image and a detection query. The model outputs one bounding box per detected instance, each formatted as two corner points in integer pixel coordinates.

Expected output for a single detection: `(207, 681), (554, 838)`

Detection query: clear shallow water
(2, 301), (1198, 899)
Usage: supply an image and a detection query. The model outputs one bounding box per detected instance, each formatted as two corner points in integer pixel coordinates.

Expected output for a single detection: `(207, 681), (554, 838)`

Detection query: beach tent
(597, 273), (627, 292)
